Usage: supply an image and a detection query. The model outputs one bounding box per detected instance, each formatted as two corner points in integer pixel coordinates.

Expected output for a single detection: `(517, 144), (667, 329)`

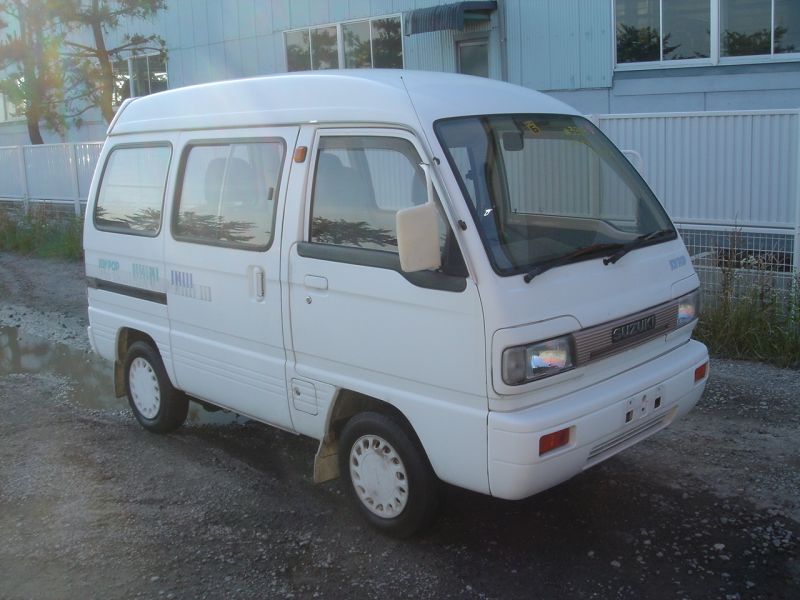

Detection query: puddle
(0, 326), (244, 425)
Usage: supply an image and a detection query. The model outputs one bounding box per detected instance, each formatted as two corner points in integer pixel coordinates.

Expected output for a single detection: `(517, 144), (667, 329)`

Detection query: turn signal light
(694, 362), (708, 382)
(293, 146), (308, 163)
(539, 427), (570, 456)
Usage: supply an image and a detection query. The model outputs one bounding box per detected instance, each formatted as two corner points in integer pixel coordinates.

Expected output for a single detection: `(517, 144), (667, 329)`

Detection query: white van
(84, 70), (708, 536)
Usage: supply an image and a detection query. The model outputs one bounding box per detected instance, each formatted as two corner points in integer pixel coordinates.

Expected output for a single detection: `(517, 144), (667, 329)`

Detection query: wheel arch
(114, 327), (176, 397)
(313, 388), (432, 484)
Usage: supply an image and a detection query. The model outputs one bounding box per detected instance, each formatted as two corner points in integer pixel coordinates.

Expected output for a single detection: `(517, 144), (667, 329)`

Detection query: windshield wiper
(523, 243), (624, 283)
(602, 228), (676, 266)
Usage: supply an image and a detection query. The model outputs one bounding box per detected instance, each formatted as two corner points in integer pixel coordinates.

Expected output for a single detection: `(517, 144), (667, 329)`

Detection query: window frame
(93, 142), (173, 237)
(171, 137), (287, 252)
(613, 0), (800, 71)
(284, 13), (405, 72)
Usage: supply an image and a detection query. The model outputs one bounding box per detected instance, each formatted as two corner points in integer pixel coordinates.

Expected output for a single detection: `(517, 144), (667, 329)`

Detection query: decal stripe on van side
(87, 278), (168, 305)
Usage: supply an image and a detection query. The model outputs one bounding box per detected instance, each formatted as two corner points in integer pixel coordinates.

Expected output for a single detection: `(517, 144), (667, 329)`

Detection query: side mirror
(396, 163), (441, 273)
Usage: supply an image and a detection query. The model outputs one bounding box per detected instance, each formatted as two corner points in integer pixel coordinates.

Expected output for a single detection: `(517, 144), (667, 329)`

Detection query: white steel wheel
(128, 357), (161, 419)
(339, 411), (439, 537)
(123, 341), (188, 434)
(349, 434), (409, 518)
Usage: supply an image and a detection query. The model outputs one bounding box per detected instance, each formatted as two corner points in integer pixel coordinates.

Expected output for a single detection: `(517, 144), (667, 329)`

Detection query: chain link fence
(679, 225), (797, 308)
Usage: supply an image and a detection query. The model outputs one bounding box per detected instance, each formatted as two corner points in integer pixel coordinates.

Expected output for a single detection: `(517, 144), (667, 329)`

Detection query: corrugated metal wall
(597, 110), (800, 229)
(504, 0), (612, 91)
(163, 1), (506, 87)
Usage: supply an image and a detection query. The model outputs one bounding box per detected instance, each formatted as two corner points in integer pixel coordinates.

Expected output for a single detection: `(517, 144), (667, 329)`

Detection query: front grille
(572, 300), (678, 366)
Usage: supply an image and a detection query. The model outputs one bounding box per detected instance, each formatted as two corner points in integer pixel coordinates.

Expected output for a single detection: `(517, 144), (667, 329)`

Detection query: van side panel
(84, 135), (176, 383)
(163, 128), (298, 430)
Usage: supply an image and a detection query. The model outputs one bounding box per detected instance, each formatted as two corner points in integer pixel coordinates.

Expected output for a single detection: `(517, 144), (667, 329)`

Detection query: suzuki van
(84, 70), (708, 536)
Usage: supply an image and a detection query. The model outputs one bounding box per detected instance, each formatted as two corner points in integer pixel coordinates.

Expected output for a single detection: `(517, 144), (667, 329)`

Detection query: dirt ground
(0, 252), (797, 600)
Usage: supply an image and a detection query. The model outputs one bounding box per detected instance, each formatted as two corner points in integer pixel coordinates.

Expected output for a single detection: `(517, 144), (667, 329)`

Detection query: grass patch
(695, 290), (800, 368)
(0, 206), (83, 260)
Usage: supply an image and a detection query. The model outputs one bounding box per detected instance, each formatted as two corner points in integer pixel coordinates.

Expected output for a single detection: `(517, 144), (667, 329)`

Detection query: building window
(615, 0), (799, 65)
(616, 0), (711, 63)
(113, 54), (168, 106)
(722, 0), (799, 56)
(457, 39), (489, 77)
(0, 91), (22, 123)
(285, 15), (403, 72)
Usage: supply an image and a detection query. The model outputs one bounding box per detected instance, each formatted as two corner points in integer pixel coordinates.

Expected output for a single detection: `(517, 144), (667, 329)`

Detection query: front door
(165, 127), (298, 429)
(285, 128), (488, 481)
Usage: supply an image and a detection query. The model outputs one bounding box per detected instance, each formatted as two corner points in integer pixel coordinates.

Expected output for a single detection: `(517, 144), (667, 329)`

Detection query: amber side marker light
(694, 362), (708, 382)
(539, 427), (570, 456)
(293, 146), (308, 163)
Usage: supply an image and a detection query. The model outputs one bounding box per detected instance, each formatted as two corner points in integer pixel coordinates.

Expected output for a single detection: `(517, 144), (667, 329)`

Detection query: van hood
(485, 238), (697, 333)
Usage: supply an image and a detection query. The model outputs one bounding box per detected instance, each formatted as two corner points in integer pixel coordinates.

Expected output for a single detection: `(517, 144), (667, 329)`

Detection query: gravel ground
(0, 251), (798, 599)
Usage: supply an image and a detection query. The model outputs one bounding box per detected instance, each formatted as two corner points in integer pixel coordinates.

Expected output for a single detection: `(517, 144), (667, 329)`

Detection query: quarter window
(174, 142), (284, 250)
(94, 145), (171, 235)
(310, 136), (437, 253)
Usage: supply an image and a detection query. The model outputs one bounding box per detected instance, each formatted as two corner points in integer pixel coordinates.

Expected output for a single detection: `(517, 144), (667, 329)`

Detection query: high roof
(109, 70), (579, 136)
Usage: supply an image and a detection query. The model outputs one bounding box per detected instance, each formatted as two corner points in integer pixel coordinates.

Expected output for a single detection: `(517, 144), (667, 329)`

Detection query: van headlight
(677, 289), (701, 327)
(501, 335), (575, 385)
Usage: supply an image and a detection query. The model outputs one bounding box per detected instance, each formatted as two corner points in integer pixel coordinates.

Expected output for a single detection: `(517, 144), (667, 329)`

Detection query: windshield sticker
(563, 126), (584, 138)
(522, 120), (541, 135)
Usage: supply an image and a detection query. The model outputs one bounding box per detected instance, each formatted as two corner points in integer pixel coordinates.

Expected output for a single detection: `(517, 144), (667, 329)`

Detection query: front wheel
(339, 412), (439, 537)
(124, 341), (188, 433)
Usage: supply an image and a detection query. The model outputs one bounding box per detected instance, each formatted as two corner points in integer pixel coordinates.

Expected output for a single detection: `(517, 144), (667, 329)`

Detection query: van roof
(109, 70), (579, 136)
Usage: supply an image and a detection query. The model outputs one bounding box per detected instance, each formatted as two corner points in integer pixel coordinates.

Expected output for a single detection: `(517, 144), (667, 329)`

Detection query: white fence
(0, 142), (103, 216)
(1, 110), (799, 295)
(596, 109), (800, 300)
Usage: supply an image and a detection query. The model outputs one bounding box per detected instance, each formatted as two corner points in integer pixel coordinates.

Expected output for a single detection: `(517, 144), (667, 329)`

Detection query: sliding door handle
(253, 267), (265, 299)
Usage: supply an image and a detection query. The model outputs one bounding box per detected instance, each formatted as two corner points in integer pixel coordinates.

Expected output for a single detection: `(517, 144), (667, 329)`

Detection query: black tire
(123, 341), (188, 433)
(339, 411), (439, 538)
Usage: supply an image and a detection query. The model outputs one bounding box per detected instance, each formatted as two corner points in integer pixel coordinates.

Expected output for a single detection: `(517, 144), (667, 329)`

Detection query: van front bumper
(487, 340), (708, 500)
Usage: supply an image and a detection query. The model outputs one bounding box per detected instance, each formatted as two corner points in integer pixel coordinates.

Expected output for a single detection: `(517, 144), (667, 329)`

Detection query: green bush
(0, 207), (84, 260)
(695, 279), (800, 368)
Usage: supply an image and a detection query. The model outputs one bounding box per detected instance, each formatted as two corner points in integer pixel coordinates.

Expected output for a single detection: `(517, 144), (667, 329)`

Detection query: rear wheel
(124, 341), (188, 433)
(339, 411), (439, 537)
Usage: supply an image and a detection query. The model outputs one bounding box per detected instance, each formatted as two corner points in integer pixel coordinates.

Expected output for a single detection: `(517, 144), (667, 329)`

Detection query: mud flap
(313, 437), (340, 483)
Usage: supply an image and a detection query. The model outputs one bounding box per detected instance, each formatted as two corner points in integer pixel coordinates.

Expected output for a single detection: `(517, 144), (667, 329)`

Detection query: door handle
(253, 267), (265, 299)
(304, 275), (328, 290)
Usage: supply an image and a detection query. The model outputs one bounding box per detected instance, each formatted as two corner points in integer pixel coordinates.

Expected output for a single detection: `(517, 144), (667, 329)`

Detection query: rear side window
(94, 145), (171, 235)
(174, 141), (284, 250)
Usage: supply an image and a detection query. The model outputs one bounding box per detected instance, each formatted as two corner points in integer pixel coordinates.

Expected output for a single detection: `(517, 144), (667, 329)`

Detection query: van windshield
(435, 114), (675, 277)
